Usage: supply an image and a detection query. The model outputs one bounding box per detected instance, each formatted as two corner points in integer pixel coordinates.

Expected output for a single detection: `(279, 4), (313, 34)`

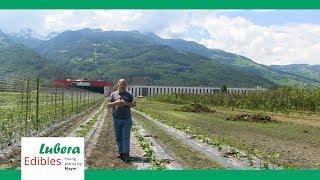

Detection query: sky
(0, 10), (319, 65)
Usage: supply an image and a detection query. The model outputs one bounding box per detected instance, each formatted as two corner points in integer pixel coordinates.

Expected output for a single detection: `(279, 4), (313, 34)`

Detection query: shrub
(176, 102), (215, 113)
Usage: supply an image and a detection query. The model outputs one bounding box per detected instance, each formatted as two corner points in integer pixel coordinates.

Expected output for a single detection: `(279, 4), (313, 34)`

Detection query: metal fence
(0, 68), (105, 149)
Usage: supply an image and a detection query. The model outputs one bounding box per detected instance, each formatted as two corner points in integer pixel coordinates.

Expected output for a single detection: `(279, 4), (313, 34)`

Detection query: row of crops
(0, 68), (105, 149)
(147, 87), (320, 115)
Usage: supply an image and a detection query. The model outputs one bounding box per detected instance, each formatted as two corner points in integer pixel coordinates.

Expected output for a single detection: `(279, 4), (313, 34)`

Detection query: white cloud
(0, 10), (319, 65)
(191, 15), (320, 65)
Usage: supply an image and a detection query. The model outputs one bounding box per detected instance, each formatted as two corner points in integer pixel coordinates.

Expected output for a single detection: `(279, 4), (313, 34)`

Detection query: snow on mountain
(9, 28), (46, 40)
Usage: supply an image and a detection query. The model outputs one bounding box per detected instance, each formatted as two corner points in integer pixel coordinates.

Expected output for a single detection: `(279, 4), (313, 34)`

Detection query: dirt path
(83, 108), (107, 165)
(85, 111), (134, 169)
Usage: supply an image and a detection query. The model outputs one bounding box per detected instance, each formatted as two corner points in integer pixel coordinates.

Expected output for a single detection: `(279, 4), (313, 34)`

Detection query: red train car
(53, 79), (113, 95)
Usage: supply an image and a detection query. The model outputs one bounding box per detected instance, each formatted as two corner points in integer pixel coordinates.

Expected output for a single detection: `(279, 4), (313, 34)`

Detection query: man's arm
(106, 93), (125, 108)
(107, 100), (123, 108)
(124, 101), (136, 108)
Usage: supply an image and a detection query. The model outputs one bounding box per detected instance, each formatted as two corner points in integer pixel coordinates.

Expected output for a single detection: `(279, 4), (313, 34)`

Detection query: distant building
(126, 85), (267, 97)
(53, 79), (113, 95)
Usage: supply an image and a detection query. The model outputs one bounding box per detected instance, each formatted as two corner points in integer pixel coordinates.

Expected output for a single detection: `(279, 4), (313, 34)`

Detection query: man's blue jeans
(113, 118), (132, 154)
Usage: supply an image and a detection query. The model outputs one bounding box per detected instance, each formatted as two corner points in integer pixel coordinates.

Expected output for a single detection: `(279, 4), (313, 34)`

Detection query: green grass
(0, 92), (20, 106)
(135, 99), (320, 169)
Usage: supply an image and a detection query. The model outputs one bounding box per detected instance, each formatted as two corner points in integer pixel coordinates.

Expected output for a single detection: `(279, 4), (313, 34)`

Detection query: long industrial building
(126, 85), (267, 97)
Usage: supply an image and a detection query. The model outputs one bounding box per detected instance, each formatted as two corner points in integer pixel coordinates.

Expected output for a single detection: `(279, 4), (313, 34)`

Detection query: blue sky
(0, 10), (319, 65)
(221, 10), (320, 26)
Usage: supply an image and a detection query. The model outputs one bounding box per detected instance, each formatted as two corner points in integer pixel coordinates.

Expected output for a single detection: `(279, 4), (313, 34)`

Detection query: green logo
(39, 143), (80, 154)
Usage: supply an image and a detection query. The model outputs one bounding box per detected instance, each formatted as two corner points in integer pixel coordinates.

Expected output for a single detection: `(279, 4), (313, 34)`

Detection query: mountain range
(0, 28), (319, 88)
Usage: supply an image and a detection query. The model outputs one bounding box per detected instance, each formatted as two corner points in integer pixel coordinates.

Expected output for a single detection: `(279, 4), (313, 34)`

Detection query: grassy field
(0, 92), (24, 107)
(135, 98), (320, 169)
(148, 89), (320, 115)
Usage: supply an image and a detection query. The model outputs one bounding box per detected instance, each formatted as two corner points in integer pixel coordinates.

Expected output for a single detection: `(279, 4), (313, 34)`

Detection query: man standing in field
(106, 79), (136, 162)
